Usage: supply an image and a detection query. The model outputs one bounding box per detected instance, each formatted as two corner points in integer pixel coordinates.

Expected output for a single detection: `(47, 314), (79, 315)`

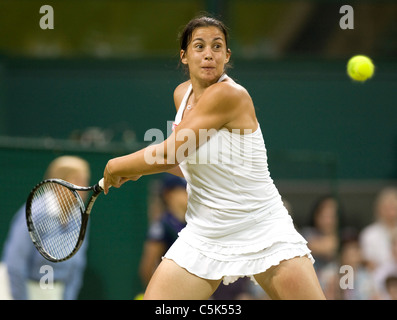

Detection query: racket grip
(98, 178), (111, 191)
(98, 178), (105, 190)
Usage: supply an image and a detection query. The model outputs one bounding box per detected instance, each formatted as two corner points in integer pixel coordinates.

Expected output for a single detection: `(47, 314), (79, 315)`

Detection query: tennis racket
(26, 178), (107, 262)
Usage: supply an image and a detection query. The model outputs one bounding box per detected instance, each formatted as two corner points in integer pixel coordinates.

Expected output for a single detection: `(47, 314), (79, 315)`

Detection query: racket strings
(30, 182), (83, 260)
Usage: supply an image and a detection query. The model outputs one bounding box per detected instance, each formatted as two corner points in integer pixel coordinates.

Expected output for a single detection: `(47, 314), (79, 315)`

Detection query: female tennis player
(103, 16), (325, 300)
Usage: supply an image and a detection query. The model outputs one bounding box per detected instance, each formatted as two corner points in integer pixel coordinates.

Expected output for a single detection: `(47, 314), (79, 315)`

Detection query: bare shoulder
(205, 79), (252, 105)
(173, 80), (191, 111)
(200, 78), (256, 131)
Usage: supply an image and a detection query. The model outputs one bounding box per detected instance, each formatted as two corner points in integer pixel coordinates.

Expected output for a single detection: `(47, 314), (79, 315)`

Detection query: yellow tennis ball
(347, 55), (375, 82)
(134, 293), (144, 300)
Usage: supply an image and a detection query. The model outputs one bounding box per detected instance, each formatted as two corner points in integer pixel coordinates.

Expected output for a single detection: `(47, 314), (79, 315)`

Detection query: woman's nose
(204, 48), (213, 60)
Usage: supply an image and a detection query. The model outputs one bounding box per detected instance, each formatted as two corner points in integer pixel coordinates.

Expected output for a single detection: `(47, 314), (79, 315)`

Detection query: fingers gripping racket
(26, 178), (107, 262)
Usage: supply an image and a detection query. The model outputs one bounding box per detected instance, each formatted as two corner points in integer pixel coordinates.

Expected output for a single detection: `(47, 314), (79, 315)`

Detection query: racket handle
(99, 178), (105, 190)
(98, 178), (112, 191)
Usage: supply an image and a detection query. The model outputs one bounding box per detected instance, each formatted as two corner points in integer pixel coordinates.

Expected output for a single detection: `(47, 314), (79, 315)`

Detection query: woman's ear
(225, 49), (231, 64)
(180, 50), (188, 65)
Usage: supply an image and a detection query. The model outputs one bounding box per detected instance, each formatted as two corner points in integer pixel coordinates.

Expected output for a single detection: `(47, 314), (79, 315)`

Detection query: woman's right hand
(103, 160), (142, 195)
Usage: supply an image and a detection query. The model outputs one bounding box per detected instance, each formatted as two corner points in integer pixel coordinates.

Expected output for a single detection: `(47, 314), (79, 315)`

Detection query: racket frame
(26, 178), (104, 262)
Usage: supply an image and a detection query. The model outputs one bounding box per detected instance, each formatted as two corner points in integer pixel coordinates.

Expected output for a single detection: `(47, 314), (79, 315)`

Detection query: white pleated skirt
(164, 203), (314, 285)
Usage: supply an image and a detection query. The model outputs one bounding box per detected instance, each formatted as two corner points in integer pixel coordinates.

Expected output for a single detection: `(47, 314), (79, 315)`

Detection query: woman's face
(377, 193), (397, 225)
(181, 26), (230, 84)
(315, 198), (338, 233)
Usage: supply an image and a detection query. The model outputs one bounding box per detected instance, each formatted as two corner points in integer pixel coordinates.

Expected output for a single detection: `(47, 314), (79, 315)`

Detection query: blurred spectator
(338, 233), (377, 300)
(359, 187), (397, 270)
(301, 195), (341, 299)
(0, 263), (12, 299)
(1, 156), (90, 300)
(139, 174), (187, 286)
(302, 195), (340, 270)
(373, 230), (397, 299)
(384, 275), (397, 300)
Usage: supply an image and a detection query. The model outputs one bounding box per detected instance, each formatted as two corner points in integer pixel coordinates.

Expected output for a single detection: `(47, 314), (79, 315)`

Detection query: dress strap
(218, 73), (228, 83)
(174, 84), (193, 125)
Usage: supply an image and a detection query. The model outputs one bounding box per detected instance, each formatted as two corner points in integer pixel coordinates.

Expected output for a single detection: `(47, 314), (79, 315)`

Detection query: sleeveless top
(173, 74), (284, 239)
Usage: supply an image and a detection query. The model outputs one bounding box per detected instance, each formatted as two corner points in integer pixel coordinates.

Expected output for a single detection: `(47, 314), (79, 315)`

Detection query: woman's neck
(189, 73), (225, 102)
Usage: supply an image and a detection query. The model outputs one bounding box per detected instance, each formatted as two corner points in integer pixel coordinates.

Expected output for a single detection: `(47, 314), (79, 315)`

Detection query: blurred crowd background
(0, 0), (396, 299)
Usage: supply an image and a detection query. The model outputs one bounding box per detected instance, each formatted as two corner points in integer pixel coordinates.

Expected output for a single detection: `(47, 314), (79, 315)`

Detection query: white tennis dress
(164, 74), (313, 285)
